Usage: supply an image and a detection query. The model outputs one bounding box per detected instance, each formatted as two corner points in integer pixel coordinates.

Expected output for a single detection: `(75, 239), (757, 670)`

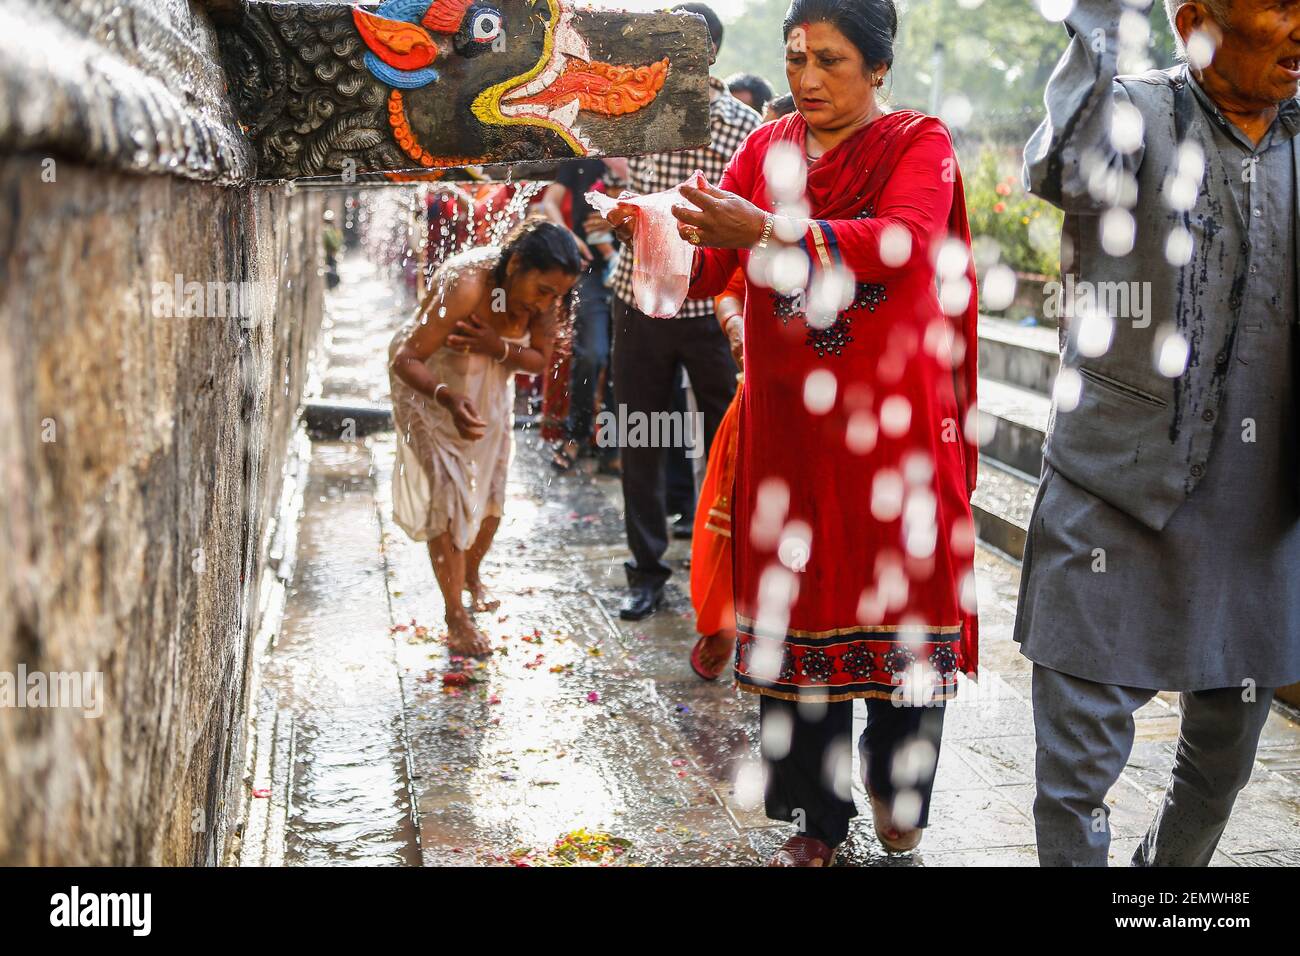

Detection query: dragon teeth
(549, 98), (580, 129)
(555, 21), (590, 62)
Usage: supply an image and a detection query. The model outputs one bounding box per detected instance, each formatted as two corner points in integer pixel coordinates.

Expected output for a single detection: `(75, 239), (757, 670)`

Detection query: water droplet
(1074, 305), (1114, 357)
(802, 369), (837, 415)
(1165, 227), (1194, 266)
(880, 224), (912, 268)
(871, 469), (904, 521)
(880, 395), (912, 437)
(982, 264), (1017, 311)
(1100, 207), (1136, 256)
(1155, 327), (1189, 377)
(1053, 366), (1083, 412)
(1038, 0), (1074, 22)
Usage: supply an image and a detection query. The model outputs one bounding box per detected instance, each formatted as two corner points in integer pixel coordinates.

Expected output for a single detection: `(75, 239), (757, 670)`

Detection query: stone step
(303, 398), (392, 439)
(972, 457), (1040, 561)
(978, 377), (1050, 479)
(978, 315), (1059, 397)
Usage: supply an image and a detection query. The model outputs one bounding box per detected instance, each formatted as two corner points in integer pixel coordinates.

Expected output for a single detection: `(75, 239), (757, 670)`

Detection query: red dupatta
(765, 108), (981, 500)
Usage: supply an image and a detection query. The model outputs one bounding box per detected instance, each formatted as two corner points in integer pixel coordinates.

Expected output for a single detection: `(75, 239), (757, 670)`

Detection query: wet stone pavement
(242, 258), (1300, 866)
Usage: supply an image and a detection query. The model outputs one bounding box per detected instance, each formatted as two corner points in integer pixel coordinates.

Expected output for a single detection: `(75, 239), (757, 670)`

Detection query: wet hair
(672, 3), (724, 54)
(782, 0), (898, 74)
(727, 72), (775, 111)
(767, 92), (797, 117)
(493, 216), (582, 287)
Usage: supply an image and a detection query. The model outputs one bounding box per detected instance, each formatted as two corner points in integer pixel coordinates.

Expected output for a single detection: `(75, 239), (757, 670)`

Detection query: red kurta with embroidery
(687, 110), (980, 702)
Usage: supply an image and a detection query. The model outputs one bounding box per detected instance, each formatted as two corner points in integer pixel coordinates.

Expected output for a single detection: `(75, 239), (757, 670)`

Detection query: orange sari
(689, 270), (746, 637)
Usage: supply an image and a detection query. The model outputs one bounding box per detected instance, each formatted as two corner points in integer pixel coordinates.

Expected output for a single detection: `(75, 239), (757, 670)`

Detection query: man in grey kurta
(1018, 0), (1300, 865)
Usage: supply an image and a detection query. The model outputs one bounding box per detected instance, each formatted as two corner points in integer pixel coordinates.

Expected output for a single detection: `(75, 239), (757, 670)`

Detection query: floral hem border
(734, 630), (965, 700)
(733, 680), (959, 705)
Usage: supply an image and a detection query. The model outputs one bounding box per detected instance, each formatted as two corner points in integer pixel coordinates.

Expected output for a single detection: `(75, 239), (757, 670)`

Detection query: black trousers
(761, 694), (947, 847)
(611, 296), (736, 588)
(665, 369), (697, 519)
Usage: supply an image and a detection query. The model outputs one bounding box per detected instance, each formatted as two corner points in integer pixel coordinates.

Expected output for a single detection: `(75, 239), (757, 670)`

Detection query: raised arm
(1023, 0), (1150, 211)
(536, 182), (571, 230)
(674, 125), (957, 289)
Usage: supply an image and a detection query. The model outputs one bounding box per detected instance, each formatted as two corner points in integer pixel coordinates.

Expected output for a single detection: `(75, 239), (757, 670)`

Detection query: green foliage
(964, 146), (1063, 277)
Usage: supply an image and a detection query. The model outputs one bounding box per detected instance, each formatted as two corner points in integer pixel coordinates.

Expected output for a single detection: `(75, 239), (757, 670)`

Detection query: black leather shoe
(671, 515), (694, 540)
(619, 585), (663, 620)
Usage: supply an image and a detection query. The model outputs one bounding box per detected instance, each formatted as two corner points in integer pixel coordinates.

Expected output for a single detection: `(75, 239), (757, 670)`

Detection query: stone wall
(0, 0), (327, 864)
(0, 156), (325, 866)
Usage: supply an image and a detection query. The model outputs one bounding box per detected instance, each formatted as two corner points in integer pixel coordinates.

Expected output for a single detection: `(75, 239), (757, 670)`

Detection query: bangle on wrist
(496, 339), (510, 364)
(755, 212), (775, 250)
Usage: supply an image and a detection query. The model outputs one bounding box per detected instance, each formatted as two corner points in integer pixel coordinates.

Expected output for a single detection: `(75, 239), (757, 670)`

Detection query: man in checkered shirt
(604, 2), (761, 621)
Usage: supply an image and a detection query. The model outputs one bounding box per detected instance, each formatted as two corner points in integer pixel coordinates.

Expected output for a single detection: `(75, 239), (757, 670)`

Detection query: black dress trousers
(610, 295), (737, 588)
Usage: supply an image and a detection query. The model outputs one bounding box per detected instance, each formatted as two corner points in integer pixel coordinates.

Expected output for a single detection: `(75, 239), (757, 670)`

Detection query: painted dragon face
(472, 0), (669, 154)
(354, 0), (668, 165)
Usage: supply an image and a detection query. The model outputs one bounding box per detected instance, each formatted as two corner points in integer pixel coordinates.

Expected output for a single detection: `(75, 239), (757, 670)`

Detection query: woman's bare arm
(390, 271), (482, 400)
(390, 269), (491, 441)
(519, 303), (562, 378)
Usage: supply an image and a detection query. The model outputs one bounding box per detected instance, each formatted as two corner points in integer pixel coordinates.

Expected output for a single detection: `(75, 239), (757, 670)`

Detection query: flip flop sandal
(690, 632), (734, 682)
(767, 835), (837, 867)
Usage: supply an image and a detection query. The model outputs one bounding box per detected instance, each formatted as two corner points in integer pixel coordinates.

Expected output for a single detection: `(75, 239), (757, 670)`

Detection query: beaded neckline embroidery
(769, 205), (887, 358)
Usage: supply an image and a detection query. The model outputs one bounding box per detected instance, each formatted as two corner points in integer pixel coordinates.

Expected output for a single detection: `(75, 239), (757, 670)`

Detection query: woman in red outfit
(611, 0), (979, 866)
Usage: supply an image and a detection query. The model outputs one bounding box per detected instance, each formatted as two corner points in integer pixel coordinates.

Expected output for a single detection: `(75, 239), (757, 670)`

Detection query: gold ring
(685, 227), (702, 246)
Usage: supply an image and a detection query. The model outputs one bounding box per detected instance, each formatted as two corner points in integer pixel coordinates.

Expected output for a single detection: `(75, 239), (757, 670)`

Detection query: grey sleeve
(1023, 0), (1151, 212)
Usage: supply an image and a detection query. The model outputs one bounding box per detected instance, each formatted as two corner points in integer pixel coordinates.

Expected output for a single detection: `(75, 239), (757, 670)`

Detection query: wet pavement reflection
(256, 442), (421, 866)
(245, 256), (1300, 867)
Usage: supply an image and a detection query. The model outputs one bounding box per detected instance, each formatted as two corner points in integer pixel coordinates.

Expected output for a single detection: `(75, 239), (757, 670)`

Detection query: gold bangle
(755, 212), (774, 250)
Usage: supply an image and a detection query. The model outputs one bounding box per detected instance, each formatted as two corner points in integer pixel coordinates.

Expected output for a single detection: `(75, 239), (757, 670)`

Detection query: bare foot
(464, 579), (501, 613)
(446, 614), (492, 657)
